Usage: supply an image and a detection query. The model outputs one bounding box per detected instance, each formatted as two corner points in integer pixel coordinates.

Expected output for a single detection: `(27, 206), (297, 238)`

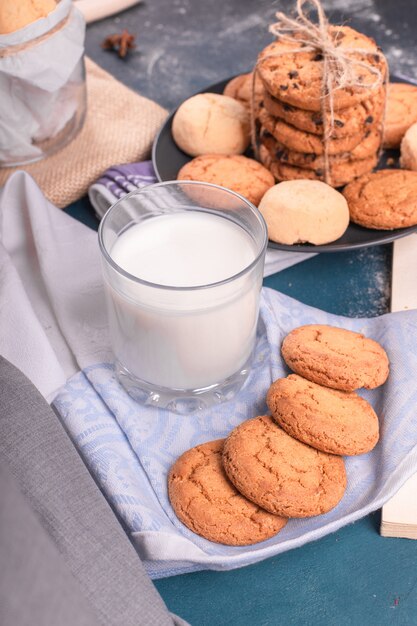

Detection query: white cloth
(0, 171), (104, 399)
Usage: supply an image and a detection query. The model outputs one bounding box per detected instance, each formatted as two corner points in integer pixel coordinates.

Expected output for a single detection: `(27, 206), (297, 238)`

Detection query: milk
(104, 211), (263, 391)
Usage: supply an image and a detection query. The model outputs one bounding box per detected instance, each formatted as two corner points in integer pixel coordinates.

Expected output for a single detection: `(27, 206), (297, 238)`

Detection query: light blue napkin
(54, 288), (417, 579)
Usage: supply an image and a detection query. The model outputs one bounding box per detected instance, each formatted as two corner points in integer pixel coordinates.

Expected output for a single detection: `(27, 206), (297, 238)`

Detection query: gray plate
(152, 76), (417, 253)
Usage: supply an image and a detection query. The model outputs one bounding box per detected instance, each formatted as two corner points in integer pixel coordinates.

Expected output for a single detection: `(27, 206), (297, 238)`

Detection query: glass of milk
(98, 181), (267, 413)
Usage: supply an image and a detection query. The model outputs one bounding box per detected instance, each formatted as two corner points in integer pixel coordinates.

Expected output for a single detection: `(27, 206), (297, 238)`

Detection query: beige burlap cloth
(0, 57), (168, 208)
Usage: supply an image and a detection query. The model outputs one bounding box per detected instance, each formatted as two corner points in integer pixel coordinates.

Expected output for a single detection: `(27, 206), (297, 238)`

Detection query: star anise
(102, 30), (136, 58)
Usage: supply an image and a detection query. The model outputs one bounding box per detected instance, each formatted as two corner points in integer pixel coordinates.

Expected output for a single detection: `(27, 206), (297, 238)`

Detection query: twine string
(252, 0), (388, 185)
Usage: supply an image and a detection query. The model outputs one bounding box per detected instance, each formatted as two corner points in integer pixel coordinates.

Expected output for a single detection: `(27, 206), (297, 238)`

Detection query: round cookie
(257, 25), (386, 112)
(263, 89), (383, 138)
(267, 374), (380, 456)
(223, 72), (264, 110)
(260, 126), (381, 169)
(224, 73), (250, 100)
(383, 83), (417, 149)
(259, 144), (378, 188)
(222, 415), (347, 518)
(281, 324), (389, 391)
(257, 106), (370, 156)
(172, 93), (250, 157)
(343, 169), (417, 229)
(177, 154), (275, 206)
(400, 122), (417, 170)
(168, 439), (287, 546)
(0, 0), (56, 34)
(258, 179), (349, 245)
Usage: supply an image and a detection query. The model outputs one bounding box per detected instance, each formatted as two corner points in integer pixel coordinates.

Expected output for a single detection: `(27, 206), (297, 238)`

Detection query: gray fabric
(0, 459), (101, 626)
(0, 356), (186, 626)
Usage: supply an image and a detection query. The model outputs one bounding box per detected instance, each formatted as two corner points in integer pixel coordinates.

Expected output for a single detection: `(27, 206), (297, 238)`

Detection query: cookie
(260, 126), (381, 168)
(257, 106), (370, 156)
(168, 439), (287, 545)
(223, 72), (264, 110)
(281, 324), (389, 391)
(257, 25), (386, 112)
(222, 415), (347, 518)
(172, 93), (250, 157)
(259, 144), (377, 188)
(0, 0), (56, 34)
(263, 89), (383, 138)
(258, 179), (349, 245)
(383, 83), (417, 149)
(267, 374), (380, 456)
(343, 169), (417, 229)
(400, 122), (417, 170)
(177, 154), (275, 206)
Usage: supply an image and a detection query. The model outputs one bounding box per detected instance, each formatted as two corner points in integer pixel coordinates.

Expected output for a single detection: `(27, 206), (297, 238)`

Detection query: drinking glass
(98, 181), (267, 413)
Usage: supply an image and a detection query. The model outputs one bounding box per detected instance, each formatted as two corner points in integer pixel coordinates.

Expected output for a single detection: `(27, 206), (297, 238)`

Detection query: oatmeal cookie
(222, 415), (347, 518)
(343, 169), (417, 229)
(281, 324), (389, 391)
(267, 374), (379, 455)
(223, 72), (264, 110)
(168, 439), (287, 545)
(178, 154), (274, 206)
(383, 82), (417, 149)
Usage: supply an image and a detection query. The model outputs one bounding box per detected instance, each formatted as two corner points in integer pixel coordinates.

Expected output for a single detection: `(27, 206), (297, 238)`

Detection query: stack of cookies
(254, 25), (387, 187)
(168, 324), (389, 547)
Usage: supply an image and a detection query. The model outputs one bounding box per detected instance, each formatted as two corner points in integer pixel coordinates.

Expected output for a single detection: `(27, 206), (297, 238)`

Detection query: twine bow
(253, 0), (388, 185)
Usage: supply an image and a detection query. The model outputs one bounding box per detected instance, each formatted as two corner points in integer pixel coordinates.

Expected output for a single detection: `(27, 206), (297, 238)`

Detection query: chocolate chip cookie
(257, 26), (386, 112)
(258, 106), (370, 155)
(259, 144), (378, 188)
(260, 126), (381, 168)
(263, 88), (383, 138)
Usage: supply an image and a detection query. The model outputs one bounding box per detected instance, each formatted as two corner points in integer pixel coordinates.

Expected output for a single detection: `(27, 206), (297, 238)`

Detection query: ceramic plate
(152, 76), (417, 252)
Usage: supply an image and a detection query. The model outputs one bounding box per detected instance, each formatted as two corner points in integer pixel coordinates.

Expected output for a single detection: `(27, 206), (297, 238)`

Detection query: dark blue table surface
(70, 1), (417, 623)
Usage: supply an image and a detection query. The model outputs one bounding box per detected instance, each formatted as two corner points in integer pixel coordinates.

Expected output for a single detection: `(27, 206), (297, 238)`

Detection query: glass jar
(0, 0), (86, 167)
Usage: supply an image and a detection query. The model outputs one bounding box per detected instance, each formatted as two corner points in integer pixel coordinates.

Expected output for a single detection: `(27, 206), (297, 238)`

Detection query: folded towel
(2, 172), (417, 580)
(88, 160), (316, 276)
